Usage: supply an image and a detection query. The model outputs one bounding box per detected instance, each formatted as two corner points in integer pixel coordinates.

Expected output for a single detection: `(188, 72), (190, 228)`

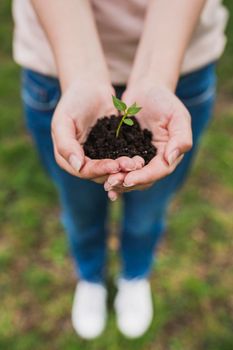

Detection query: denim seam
(181, 85), (216, 107)
(21, 89), (60, 111)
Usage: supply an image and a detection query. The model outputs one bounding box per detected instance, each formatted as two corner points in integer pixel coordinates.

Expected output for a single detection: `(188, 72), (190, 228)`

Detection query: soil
(83, 115), (157, 164)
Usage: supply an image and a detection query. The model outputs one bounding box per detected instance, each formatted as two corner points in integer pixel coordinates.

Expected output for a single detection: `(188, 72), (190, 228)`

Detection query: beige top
(12, 0), (228, 84)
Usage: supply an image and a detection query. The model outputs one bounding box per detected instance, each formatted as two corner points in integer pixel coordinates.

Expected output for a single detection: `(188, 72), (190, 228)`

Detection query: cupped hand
(104, 82), (193, 200)
(51, 79), (143, 183)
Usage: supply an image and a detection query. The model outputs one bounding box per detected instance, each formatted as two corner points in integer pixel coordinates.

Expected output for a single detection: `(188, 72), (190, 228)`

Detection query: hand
(104, 82), (193, 199)
(51, 78), (144, 183)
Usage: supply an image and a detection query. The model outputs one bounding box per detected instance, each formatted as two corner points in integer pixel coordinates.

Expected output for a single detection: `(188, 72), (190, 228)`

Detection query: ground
(0, 1), (232, 349)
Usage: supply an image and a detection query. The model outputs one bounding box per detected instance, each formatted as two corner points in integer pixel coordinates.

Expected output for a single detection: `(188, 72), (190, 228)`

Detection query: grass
(0, 1), (233, 349)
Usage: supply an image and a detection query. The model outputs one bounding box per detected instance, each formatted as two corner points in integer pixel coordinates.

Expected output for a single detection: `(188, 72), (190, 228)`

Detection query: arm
(31, 1), (126, 179)
(31, 0), (109, 91)
(105, 0), (207, 199)
(129, 0), (207, 91)
(32, 0), (141, 179)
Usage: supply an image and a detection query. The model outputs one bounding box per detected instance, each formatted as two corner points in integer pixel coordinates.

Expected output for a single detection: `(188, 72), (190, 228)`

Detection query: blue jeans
(21, 63), (216, 283)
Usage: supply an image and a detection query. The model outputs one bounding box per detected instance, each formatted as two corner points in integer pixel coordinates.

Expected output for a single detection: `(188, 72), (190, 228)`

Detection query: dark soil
(83, 115), (157, 164)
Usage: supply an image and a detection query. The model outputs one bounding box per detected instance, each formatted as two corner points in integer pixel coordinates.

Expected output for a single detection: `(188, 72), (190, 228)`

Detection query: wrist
(59, 65), (111, 93)
(128, 66), (179, 93)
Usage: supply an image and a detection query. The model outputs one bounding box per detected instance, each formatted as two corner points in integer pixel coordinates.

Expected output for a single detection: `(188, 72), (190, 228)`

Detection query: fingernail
(108, 179), (119, 186)
(123, 182), (134, 187)
(125, 167), (136, 172)
(104, 183), (111, 191)
(69, 154), (82, 171)
(167, 149), (180, 166)
(109, 194), (117, 201)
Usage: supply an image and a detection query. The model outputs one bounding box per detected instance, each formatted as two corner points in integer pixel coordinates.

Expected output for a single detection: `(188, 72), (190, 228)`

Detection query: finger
(92, 175), (108, 184)
(132, 155), (145, 169)
(123, 154), (184, 187)
(51, 115), (85, 172)
(107, 182), (153, 193)
(120, 183), (153, 191)
(104, 172), (126, 191)
(80, 158), (120, 179)
(54, 143), (113, 183)
(108, 190), (119, 201)
(117, 156), (138, 172)
(53, 142), (78, 176)
(104, 155), (144, 190)
(165, 111), (193, 166)
(119, 183), (153, 191)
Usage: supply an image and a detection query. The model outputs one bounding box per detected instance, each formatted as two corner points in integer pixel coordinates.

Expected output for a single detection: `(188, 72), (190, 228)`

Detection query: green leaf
(129, 102), (137, 109)
(127, 103), (142, 115)
(123, 118), (134, 126)
(112, 95), (127, 112)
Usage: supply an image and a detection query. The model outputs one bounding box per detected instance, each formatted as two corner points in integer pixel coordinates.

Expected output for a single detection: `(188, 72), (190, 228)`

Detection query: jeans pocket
(21, 69), (61, 111)
(176, 63), (217, 107)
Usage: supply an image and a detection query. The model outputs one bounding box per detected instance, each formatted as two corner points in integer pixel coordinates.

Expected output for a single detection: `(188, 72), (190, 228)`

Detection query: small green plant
(112, 95), (142, 138)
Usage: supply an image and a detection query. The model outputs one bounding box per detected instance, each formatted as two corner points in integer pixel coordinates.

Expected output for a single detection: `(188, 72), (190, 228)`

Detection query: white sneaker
(114, 278), (153, 338)
(71, 281), (107, 339)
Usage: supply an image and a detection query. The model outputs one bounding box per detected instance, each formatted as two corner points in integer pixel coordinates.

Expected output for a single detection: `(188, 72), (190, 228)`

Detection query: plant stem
(116, 111), (127, 138)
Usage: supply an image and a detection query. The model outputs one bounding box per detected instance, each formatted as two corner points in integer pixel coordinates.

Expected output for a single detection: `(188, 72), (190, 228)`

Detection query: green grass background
(0, 1), (232, 349)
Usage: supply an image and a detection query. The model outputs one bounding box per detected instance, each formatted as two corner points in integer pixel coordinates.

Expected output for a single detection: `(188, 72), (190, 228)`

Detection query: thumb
(51, 115), (85, 172)
(165, 114), (193, 166)
(165, 134), (193, 166)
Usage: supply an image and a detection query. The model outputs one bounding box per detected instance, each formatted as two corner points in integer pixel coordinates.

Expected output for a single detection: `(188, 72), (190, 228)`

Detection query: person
(12, 0), (228, 340)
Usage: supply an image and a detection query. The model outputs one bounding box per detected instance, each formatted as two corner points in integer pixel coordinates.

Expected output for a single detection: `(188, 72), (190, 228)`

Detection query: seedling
(112, 95), (142, 137)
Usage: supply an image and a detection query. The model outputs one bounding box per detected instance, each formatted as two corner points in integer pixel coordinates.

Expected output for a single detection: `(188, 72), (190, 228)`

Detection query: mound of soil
(83, 115), (156, 165)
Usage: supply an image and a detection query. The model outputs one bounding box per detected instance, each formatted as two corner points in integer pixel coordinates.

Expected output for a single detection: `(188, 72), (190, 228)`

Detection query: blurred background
(0, 1), (232, 350)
